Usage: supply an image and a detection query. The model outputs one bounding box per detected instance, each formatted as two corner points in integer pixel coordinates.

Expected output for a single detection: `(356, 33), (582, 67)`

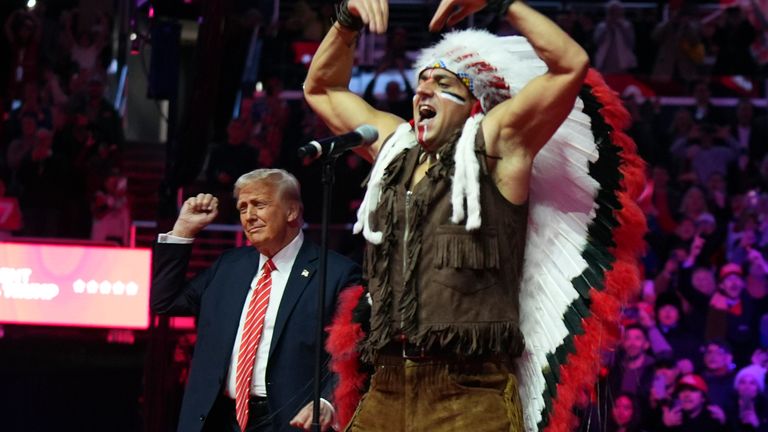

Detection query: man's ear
(286, 202), (301, 223)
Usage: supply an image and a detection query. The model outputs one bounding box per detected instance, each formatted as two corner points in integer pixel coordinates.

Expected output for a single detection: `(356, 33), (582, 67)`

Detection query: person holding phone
(660, 374), (727, 431)
(727, 364), (768, 431)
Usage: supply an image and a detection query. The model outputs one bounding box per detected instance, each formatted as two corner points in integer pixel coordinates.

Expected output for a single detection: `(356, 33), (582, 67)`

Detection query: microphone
(297, 125), (378, 159)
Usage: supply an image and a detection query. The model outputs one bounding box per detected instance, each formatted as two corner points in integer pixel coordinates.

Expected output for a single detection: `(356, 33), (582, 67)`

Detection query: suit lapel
(269, 239), (318, 358)
(219, 248), (261, 341)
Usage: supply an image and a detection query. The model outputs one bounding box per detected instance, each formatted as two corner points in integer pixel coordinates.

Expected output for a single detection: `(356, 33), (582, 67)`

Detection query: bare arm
(433, 0), (587, 203)
(483, 2), (589, 160)
(303, 1), (404, 163)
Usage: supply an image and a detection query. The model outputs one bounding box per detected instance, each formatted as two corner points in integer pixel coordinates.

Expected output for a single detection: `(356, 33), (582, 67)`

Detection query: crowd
(586, 85), (768, 429)
(556, 0), (767, 82)
(0, 5), (127, 244)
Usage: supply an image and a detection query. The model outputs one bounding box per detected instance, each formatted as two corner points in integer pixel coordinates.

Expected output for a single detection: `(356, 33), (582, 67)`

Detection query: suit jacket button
(199, 414), (206, 422)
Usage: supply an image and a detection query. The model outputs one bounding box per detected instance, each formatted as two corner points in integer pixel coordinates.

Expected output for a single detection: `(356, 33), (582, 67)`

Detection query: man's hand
(747, 247), (768, 273)
(289, 401), (335, 431)
(347, 0), (389, 34)
(707, 404), (726, 424)
(171, 193), (219, 238)
(709, 292), (730, 311)
(430, 0), (488, 31)
(662, 405), (682, 426)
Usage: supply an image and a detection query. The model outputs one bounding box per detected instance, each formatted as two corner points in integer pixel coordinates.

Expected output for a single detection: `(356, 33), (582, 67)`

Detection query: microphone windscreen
(355, 124), (379, 145)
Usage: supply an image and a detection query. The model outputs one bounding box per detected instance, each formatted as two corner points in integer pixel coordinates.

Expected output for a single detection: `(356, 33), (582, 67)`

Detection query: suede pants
(345, 354), (524, 431)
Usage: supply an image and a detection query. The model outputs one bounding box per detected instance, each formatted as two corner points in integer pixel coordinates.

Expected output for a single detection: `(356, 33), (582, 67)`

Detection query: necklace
(418, 148), (439, 166)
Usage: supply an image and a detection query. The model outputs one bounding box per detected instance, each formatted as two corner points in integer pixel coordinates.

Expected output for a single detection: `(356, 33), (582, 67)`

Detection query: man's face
(413, 68), (474, 151)
(692, 268), (716, 296)
(675, 219), (695, 241)
(703, 344), (731, 371)
(678, 388), (705, 413)
(720, 274), (744, 298)
(621, 328), (649, 359)
(237, 181), (299, 256)
(657, 304), (680, 327)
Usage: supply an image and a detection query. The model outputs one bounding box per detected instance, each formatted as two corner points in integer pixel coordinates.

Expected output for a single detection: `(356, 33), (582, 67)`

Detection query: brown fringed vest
(363, 127), (528, 360)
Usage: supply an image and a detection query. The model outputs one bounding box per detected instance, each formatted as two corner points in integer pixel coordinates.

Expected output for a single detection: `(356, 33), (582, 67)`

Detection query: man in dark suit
(151, 168), (361, 432)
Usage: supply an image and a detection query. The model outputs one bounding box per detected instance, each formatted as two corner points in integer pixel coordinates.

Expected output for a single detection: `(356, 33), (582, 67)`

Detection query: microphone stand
(311, 151), (338, 432)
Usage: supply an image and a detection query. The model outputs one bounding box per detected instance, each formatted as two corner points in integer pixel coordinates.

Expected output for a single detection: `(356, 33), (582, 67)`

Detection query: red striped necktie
(235, 258), (276, 431)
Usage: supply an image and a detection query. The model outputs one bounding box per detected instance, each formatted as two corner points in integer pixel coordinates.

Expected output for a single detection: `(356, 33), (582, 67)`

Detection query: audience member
(608, 392), (648, 432)
(605, 324), (657, 401)
(4, 9), (42, 100)
(701, 339), (738, 411)
(658, 374), (727, 431)
(706, 264), (762, 365)
(61, 9), (110, 76)
(726, 364), (768, 431)
(362, 61), (415, 120)
(593, 1), (637, 74)
(654, 292), (702, 363)
(651, 7), (703, 83)
(713, 6), (758, 76)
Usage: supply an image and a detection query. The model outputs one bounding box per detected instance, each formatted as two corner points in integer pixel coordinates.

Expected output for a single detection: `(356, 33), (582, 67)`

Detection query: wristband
(487, 0), (516, 16)
(336, 0), (364, 31)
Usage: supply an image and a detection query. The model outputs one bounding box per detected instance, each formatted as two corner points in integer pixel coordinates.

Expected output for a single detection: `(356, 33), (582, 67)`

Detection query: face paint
(437, 91), (467, 105)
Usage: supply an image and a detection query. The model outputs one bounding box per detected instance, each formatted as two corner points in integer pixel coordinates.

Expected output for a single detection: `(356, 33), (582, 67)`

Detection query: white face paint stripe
(438, 91), (467, 105)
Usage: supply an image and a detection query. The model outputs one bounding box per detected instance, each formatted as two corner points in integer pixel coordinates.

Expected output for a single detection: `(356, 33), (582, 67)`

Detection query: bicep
(305, 88), (404, 162)
(485, 71), (584, 157)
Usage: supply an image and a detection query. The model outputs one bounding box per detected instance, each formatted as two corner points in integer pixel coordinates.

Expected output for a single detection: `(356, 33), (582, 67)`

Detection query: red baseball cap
(676, 374), (708, 393)
(719, 263), (743, 280)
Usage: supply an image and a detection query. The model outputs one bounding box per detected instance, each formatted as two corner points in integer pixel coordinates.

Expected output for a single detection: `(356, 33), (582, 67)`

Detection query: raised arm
(482, 1), (589, 159)
(303, 0), (404, 162)
(431, 0), (588, 204)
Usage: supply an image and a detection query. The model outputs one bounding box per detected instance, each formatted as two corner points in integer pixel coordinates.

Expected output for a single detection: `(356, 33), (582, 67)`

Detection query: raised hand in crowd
(747, 247), (768, 274)
(662, 404), (683, 426)
(707, 404), (727, 425)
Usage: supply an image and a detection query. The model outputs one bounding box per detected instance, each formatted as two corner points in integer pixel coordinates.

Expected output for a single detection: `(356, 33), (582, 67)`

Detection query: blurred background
(0, 0), (767, 430)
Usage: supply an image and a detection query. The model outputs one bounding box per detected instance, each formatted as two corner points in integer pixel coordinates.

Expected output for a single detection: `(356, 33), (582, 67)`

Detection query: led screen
(0, 242), (151, 329)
